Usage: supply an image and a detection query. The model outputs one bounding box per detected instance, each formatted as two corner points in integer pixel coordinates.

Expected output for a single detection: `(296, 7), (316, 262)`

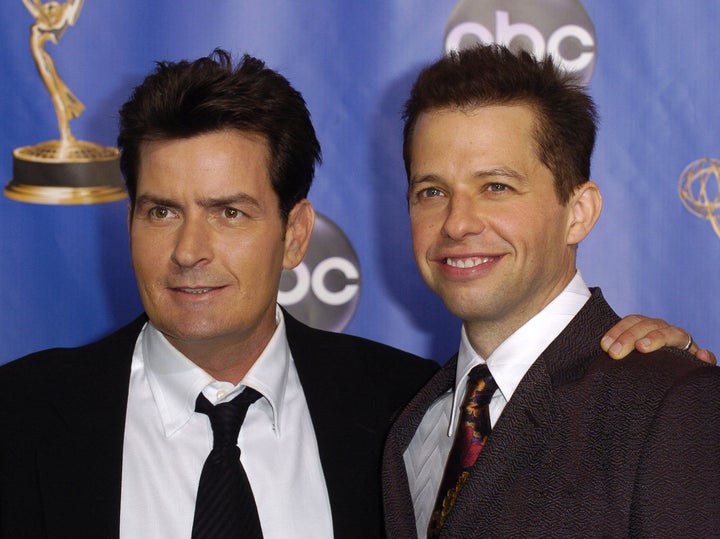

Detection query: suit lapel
(37, 316), (144, 537)
(383, 357), (457, 539)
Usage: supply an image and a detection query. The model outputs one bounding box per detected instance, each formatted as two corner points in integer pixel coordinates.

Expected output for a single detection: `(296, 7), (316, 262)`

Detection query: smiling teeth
(445, 257), (494, 268)
(180, 288), (213, 294)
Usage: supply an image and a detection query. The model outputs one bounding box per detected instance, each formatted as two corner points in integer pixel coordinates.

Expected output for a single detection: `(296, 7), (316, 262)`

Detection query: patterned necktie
(191, 388), (264, 539)
(427, 364), (497, 537)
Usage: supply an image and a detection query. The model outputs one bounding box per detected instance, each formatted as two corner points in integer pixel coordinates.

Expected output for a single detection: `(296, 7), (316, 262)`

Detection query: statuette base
(6, 139), (126, 205)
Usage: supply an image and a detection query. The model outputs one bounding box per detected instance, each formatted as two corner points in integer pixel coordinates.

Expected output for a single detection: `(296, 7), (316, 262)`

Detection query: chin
(442, 298), (492, 323)
(152, 316), (216, 341)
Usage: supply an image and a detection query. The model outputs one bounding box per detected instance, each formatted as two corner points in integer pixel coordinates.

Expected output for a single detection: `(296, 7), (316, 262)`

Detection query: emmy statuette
(5, 0), (126, 204)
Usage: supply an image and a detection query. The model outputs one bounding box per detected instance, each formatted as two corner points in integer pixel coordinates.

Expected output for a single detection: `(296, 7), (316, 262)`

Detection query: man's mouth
(444, 256), (496, 269)
(175, 287), (216, 294)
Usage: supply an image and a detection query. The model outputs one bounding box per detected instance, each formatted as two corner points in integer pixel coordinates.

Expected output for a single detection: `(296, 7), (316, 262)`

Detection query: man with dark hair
(0, 49), (437, 539)
(0, 48), (709, 538)
(383, 44), (720, 538)
(117, 50), (318, 222)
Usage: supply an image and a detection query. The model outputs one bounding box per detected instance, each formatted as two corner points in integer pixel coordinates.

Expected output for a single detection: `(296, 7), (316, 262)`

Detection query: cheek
(225, 235), (281, 275)
(410, 212), (435, 242)
(517, 215), (567, 263)
(131, 235), (154, 261)
(410, 229), (428, 266)
(131, 233), (167, 277)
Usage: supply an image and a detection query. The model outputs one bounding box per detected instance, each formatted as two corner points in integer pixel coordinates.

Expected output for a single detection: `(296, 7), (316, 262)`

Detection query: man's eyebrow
(134, 194), (177, 208)
(473, 167), (526, 182)
(409, 167), (526, 187)
(133, 193), (262, 209)
(409, 174), (441, 188)
(196, 193), (262, 210)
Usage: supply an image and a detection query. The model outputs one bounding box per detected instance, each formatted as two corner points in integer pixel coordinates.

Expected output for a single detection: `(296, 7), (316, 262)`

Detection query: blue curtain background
(1, 1), (718, 365)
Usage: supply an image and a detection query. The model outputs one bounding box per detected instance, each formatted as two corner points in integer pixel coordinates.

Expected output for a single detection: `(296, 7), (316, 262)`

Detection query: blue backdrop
(1, 1), (718, 365)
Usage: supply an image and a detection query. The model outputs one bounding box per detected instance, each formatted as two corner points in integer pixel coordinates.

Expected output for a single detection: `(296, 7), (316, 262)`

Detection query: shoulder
(0, 314), (146, 386)
(554, 290), (714, 395)
(0, 315), (145, 432)
(636, 348), (720, 402)
(561, 345), (720, 429)
(595, 346), (715, 388)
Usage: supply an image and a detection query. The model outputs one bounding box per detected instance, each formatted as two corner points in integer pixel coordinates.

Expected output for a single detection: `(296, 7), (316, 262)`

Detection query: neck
(167, 329), (275, 386)
(463, 319), (519, 360)
(464, 273), (578, 358)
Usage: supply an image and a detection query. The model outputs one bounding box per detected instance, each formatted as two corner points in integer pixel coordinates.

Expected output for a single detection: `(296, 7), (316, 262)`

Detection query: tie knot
(195, 388), (262, 448)
(466, 364), (497, 400)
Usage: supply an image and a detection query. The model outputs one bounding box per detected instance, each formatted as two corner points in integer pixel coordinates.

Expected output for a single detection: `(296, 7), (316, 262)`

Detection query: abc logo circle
(444, 0), (597, 84)
(278, 213), (361, 332)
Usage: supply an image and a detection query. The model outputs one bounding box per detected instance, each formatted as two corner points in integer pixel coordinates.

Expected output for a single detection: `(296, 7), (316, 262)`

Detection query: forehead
(137, 129), (272, 194)
(414, 103), (539, 141)
(139, 129), (269, 167)
(409, 104), (542, 172)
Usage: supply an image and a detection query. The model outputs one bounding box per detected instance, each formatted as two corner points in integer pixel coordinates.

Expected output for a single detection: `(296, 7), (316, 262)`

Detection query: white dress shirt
(119, 307), (333, 539)
(404, 272), (591, 536)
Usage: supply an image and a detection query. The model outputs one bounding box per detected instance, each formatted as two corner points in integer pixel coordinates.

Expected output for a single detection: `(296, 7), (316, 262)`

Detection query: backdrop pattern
(1, 0), (718, 365)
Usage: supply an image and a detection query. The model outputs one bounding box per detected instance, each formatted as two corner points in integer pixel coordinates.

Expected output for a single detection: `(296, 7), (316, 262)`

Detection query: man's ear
(283, 199), (315, 269)
(566, 180), (602, 245)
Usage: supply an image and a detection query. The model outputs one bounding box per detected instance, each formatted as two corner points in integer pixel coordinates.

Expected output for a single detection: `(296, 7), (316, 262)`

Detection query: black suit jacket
(0, 311), (437, 538)
(383, 289), (720, 538)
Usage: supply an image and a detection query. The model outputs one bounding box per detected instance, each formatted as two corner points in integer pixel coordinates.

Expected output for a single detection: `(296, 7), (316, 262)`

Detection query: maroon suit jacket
(383, 289), (720, 538)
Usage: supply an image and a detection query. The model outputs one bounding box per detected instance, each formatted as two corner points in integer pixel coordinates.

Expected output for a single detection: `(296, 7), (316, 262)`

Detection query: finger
(633, 325), (692, 353)
(696, 349), (718, 366)
(601, 314), (648, 344)
(601, 316), (669, 359)
(602, 317), (715, 364)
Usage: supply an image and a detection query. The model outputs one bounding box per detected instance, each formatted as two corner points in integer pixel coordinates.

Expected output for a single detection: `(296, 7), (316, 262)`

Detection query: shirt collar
(450, 271), (591, 435)
(141, 305), (291, 438)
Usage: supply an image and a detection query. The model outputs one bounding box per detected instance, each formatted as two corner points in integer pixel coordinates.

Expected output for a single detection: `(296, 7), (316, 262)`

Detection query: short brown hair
(403, 44), (597, 204)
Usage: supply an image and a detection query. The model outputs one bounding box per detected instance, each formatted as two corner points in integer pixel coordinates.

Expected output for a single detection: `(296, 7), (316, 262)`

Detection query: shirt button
(216, 388), (228, 400)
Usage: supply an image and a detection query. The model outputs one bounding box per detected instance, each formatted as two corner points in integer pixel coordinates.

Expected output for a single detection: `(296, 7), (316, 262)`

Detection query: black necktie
(191, 388), (264, 539)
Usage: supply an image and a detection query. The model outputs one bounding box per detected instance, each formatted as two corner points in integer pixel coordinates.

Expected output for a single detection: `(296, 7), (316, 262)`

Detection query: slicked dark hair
(403, 44), (597, 204)
(118, 48), (321, 220)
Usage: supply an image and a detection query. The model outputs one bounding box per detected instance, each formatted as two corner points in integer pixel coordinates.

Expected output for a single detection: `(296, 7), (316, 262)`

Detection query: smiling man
(382, 44), (720, 538)
(408, 104), (583, 359)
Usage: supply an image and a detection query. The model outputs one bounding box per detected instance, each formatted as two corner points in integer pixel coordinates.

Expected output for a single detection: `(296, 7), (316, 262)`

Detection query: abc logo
(278, 213), (361, 332)
(444, 0), (597, 84)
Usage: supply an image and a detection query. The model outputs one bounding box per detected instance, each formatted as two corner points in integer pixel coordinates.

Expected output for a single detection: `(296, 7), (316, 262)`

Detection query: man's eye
(223, 207), (243, 219)
(487, 183), (508, 192)
(420, 187), (443, 198)
(149, 207), (171, 219)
